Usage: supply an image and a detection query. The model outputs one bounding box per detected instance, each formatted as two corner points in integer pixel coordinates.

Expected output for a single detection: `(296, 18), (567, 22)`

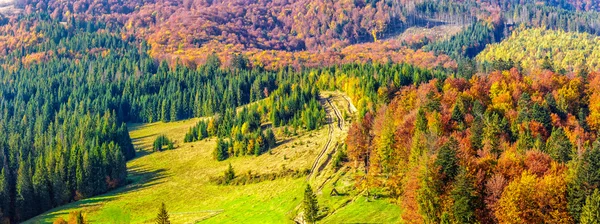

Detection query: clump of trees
(153, 135), (174, 152)
(213, 130), (277, 161)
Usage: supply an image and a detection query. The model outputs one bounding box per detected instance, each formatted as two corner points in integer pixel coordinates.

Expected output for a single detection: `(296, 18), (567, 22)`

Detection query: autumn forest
(1, 0), (600, 223)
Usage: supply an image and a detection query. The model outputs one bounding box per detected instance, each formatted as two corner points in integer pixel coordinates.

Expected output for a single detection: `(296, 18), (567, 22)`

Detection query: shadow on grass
(25, 166), (168, 223)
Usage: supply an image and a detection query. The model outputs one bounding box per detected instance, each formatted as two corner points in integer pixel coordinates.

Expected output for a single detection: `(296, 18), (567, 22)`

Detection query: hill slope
(477, 27), (600, 72)
(26, 93), (401, 223)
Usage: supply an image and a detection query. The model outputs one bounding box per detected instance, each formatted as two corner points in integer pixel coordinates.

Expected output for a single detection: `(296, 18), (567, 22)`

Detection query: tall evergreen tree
(581, 189), (600, 224)
(156, 202), (171, 224)
(545, 127), (573, 163)
(32, 157), (51, 212)
(451, 169), (477, 224)
(435, 138), (459, 183)
(224, 163), (235, 184)
(303, 184), (319, 224)
(16, 158), (35, 221)
(0, 167), (7, 218)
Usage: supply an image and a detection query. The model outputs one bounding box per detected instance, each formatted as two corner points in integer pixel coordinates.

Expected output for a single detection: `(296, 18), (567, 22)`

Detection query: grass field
(26, 93), (402, 224)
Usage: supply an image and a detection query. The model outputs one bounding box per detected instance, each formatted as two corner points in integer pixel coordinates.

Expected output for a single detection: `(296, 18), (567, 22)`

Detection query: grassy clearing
(27, 117), (326, 223)
(26, 93), (402, 223)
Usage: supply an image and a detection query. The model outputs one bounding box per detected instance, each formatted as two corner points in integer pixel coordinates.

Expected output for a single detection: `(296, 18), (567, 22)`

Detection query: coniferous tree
(156, 203), (170, 224)
(224, 163), (235, 184)
(32, 157), (51, 212)
(303, 184), (319, 224)
(545, 128), (573, 163)
(16, 158), (35, 221)
(214, 138), (229, 161)
(0, 167), (7, 218)
(435, 138), (459, 183)
(451, 169), (477, 224)
(581, 189), (600, 224)
(568, 141), (600, 221)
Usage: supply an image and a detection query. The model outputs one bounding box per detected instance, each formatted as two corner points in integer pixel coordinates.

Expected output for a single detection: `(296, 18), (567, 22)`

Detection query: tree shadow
(131, 133), (158, 150)
(130, 147), (153, 160)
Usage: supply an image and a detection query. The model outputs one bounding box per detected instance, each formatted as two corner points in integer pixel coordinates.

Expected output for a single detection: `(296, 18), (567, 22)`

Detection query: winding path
(306, 98), (340, 180)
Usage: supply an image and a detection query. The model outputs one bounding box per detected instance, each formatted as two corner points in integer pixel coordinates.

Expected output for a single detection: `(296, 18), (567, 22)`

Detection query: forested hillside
(478, 28), (600, 72)
(345, 68), (600, 223)
(2, 0), (600, 223)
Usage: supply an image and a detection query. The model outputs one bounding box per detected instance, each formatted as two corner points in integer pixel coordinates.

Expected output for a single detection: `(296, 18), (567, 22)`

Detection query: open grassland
(26, 93), (402, 223)
(26, 116), (327, 223)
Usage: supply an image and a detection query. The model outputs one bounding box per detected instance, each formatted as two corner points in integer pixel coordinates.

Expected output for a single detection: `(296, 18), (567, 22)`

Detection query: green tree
(224, 163), (235, 184)
(416, 108), (428, 133)
(213, 138), (229, 161)
(451, 169), (477, 224)
(435, 138), (459, 183)
(303, 184), (319, 223)
(545, 127), (573, 163)
(541, 56), (554, 71)
(153, 135), (173, 152)
(417, 162), (441, 224)
(156, 202), (170, 224)
(0, 167), (7, 218)
(16, 158), (35, 221)
(568, 141), (600, 221)
(581, 189), (600, 224)
(32, 157), (51, 212)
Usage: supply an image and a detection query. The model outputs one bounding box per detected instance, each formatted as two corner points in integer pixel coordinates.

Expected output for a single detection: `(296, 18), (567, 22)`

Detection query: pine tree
(32, 157), (51, 212)
(303, 184), (319, 224)
(224, 163), (235, 184)
(417, 161), (441, 224)
(156, 202), (170, 224)
(581, 189), (600, 224)
(214, 138), (229, 161)
(545, 127), (573, 163)
(415, 108), (428, 133)
(451, 169), (477, 224)
(568, 141), (600, 221)
(0, 167), (7, 218)
(450, 103), (464, 130)
(16, 157), (35, 221)
(435, 138), (459, 183)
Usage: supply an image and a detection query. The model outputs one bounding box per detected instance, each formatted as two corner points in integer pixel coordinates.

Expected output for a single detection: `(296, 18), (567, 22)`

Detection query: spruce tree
(16, 158), (35, 221)
(415, 108), (428, 133)
(435, 138), (459, 183)
(545, 127), (573, 163)
(214, 138), (229, 161)
(156, 202), (171, 224)
(303, 184), (319, 224)
(0, 167), (7, 218)
(224, 163), (235, 184)
(581, 189), (600, 224)
(451, 169), (477, 224)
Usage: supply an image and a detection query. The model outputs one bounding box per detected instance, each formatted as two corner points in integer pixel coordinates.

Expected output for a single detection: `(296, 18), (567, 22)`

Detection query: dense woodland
(478, 27), (600, 73)
(345, 67), (600, 223)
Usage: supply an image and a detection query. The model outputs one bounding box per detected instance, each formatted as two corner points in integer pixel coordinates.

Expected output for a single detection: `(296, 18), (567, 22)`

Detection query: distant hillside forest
(478, 27), (600, 72)
(3, 0), (598, 69)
